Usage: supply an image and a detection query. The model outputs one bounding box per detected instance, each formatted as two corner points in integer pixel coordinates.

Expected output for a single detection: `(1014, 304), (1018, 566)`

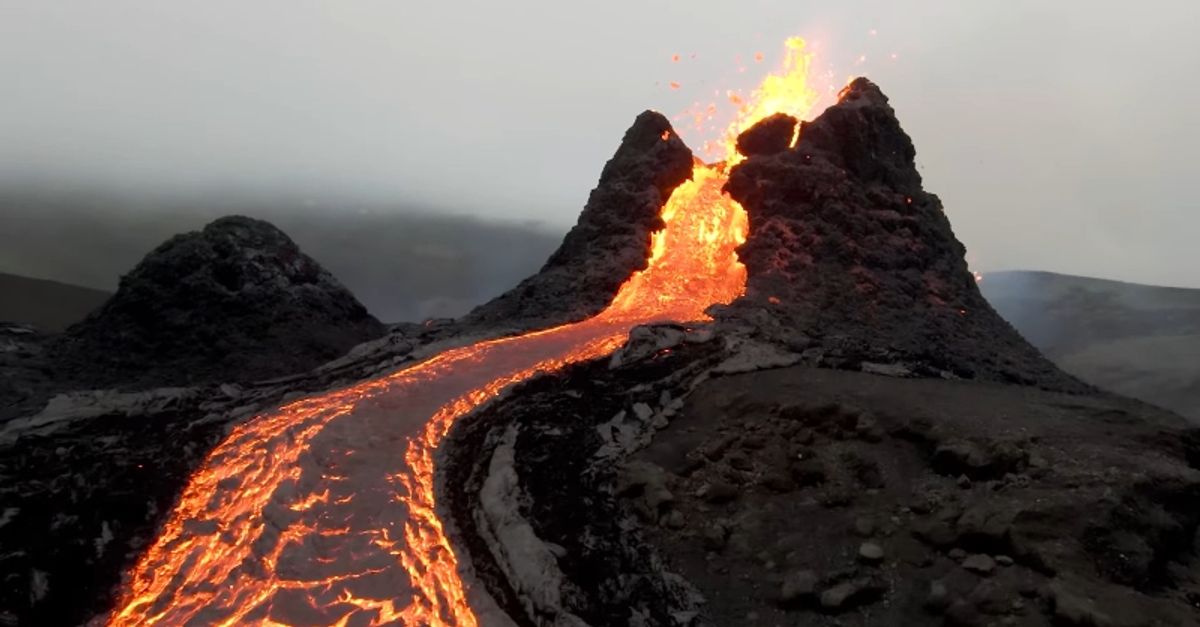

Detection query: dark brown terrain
(634, 366), (1200, 626)
(440, 80), (1200, 626)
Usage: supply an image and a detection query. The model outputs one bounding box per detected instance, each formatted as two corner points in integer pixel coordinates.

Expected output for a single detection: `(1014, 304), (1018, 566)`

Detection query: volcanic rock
(819, 576), (886, 611)
(924, 579), (951, 612)
(464, 111), (693, 330)
(779, 570), (818, 604)
(736, 112), (799, 156)
(961, 553), (996, 575)
(723, 77), (1083, 390)
(439, 81), (1200, 627)
(857, 541), (885, 563)
(54, 216), (384, 389)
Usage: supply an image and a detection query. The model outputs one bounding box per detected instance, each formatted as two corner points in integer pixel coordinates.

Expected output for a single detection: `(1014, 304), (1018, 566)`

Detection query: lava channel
(105, 36), (821, 627)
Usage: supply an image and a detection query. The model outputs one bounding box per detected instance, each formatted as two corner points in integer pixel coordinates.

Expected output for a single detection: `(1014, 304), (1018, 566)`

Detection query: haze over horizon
(2, 1), (1197, 289)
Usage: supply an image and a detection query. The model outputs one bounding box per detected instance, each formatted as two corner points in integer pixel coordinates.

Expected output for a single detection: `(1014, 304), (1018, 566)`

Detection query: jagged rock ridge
(464, 111), (693, 331)
(723, 78), (1081, 390)
(55, 215), (385, 388)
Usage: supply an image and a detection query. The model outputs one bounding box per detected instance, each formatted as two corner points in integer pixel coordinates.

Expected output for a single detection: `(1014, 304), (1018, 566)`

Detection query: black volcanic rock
(464, 111), (693, 330)
(54, 215), (385, 388)
(736, 112), (799, 157)
(724, 78), (1081, 389)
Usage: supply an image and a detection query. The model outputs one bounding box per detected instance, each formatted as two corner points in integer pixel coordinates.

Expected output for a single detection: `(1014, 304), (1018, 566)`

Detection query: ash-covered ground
(439, 81), (1200, 627)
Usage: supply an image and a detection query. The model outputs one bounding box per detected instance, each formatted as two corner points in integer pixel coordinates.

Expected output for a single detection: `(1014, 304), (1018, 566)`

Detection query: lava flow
(106, 37), (822, 627)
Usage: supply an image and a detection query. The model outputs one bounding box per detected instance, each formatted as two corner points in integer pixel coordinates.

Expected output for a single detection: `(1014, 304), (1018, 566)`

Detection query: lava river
(106, 37), (820, 627)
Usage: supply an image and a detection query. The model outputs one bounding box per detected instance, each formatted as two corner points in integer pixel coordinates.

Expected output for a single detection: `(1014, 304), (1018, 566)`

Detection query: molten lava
(107, 37), (822, 627)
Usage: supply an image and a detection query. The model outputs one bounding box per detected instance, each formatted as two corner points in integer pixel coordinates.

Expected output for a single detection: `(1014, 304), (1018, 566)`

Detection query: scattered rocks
(932, 439), (1028, 481)
(924, 579), (950, 613)
(1049, 580), (1113, 627)
(819, 576), (886, 612)
(956, 503), (1014, 549)
(858, 542), (885, 564)
(701, 435), (737, 462)
(758, 470), (795, 493)
(616, 461), (674, 521)
(702, 522), (729, 551)
(854, 413), (884, 442)
(819, 582), (859, 610)
(962, 554), (996, 575)
(913, 517), (960, 548)
(727, 451), (754, 471)
(779, 570), (818, 604)
(789, 457), (827, 487)
(701, 480), (739, 504)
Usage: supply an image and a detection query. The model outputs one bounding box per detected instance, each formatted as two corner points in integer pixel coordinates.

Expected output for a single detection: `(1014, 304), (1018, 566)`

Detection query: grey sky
(2, 1), (1197, 288)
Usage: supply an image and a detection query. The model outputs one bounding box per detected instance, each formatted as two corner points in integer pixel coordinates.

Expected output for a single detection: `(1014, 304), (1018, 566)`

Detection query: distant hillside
(0, 272), (110, 331)
(0, 187), (562, 324)
(982, 270), (1200, 420)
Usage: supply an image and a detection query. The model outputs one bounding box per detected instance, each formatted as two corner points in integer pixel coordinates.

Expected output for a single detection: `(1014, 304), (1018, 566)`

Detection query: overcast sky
(2, 1), (1197, 288)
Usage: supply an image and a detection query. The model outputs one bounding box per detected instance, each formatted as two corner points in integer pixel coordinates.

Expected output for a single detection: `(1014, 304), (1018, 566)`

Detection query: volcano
(439, 82), (1200, 626)
(1, 38), (1198, 627)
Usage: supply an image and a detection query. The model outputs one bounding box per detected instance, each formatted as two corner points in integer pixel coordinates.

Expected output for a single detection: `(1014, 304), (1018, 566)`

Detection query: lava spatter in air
(107, 37), (822, 627)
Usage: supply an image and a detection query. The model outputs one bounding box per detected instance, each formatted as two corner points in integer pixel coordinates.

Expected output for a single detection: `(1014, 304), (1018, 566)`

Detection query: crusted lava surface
(463, 111), (693, 331)
(721, 78), (1080, 390)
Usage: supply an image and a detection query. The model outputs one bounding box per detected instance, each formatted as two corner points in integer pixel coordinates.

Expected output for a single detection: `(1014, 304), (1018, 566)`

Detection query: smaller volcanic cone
(725, 78), (1081, 389)
(464, 111), (694, 330)
(56, 216), (385, 388)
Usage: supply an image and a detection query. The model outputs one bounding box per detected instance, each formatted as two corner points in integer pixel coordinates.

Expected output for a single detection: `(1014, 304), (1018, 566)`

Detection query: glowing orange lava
(106, 36), (822, 627)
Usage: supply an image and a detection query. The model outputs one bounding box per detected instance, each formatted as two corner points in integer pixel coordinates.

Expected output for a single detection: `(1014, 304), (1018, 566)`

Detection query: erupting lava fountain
(106, 37), (824, 627)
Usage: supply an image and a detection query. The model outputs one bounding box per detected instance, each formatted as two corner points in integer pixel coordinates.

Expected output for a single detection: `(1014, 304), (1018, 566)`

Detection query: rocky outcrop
(463, 111), (693, 331)
(722, 78), (1080, 390)
(54, 216), (385, 389)
(735, 113), (798, 157)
